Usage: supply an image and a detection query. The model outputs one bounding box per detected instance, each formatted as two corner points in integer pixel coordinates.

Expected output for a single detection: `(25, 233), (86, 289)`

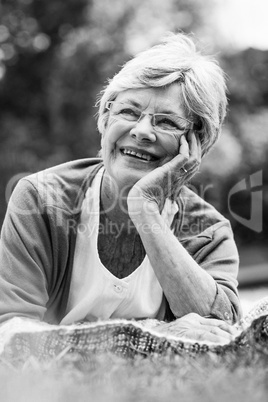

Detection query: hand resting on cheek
(127, 131), (201, 216)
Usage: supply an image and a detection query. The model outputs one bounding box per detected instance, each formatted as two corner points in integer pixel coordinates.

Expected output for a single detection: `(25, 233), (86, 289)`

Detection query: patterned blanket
(0, 297), (268, 363)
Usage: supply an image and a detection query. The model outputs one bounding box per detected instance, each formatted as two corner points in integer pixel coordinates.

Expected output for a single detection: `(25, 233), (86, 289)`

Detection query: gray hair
(96, 32), (228, 156)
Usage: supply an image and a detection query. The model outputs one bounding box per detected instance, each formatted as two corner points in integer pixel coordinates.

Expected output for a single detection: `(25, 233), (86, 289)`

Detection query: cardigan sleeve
(179, 221), (242, 323)
(0, 179), (53, 323)
(199, 221), (242, 323)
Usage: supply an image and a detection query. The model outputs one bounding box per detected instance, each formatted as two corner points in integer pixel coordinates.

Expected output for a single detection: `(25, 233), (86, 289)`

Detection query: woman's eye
(119, 108), (139, 118)
(158, 118), (178, 129)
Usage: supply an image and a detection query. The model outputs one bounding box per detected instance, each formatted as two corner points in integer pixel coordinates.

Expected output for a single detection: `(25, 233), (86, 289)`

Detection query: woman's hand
(155, 313), (238, 344)
(128, 131), (201, 216)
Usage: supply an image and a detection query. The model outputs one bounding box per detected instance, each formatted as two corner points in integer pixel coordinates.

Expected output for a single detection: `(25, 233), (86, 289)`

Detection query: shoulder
(173, 185), (232, 240)
(10, 158), (103, 215)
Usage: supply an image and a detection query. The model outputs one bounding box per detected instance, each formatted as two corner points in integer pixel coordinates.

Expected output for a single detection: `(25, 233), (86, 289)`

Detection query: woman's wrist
(127, 195), (161, 227)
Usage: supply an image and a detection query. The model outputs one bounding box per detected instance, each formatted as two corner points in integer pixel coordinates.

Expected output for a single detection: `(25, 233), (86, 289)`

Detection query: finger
(159, 326), (233, 344)
(200, 318), (237, 336)
(194, 318), (234, 339)
(195, 131), (202, 161)
(183, 157), (199, 175)
(179, 327), (233, 343)
(187, 133), (201, 164)
(189, 131), (202, 164)
(163, 136), (189, 172)
(180, 133), (200, 174)
(194, 330), (232, 344)
(208, 326), (234, 340)
(179, 134), (190, 157)
(187, 131), (198, 155)
(163, 152), (189, 174)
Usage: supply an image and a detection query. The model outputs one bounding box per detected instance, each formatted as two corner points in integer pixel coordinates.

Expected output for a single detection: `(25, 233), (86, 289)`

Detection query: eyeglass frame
(105, 101), (194, 135)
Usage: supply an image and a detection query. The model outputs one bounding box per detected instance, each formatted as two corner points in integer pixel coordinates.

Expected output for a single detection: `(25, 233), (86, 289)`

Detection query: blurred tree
(0, 0), (89, 117)
(0, 0), (267, 250)
(45, 0), (218, 159)
(46, 1), (138, 159)
(0, 0), (90, 223)
(221, 49), (268, 248)
(223, 48), (268, 111)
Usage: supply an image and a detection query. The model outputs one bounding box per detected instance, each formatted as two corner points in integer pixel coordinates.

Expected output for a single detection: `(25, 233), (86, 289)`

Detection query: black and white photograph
(0, 0), (267, 401)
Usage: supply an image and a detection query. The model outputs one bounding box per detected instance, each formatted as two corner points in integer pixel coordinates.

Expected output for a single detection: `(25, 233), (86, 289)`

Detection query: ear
(100, 134), (104, 148)
(102, 115), (109, 135)
(96, 149), (103, 158)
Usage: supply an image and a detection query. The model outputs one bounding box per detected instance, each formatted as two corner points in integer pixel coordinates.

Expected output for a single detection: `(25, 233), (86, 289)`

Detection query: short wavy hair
(97, 32), (228, 156)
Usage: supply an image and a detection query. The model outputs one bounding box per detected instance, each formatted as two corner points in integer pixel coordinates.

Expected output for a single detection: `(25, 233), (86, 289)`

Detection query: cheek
(103, 120), (130, 150)
(101, 122), (124, 156)
(101, 123), (116, 152)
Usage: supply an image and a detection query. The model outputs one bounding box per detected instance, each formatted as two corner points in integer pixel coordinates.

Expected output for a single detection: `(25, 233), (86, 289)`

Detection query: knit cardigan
(0, 158), (241, 324)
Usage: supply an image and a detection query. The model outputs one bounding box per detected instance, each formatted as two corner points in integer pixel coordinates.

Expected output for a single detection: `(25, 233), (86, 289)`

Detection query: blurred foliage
(199, 47), (268, 248)
(0, 0), (267, 249)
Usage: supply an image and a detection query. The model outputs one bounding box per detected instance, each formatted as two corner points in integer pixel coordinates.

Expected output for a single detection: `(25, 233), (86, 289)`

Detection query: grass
(0, 350), (268, 402)
(1, 287), (268, 402)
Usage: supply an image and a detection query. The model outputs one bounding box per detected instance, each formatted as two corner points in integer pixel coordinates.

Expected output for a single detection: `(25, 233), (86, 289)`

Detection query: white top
(61, 167), (178, 324)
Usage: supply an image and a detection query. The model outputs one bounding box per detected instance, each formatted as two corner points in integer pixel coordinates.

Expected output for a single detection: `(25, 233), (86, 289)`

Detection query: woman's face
(101, 85), (189, 190)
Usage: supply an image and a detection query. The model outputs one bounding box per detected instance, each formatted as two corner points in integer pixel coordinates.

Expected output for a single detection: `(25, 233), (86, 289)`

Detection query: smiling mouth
(120, 148), (158, 162)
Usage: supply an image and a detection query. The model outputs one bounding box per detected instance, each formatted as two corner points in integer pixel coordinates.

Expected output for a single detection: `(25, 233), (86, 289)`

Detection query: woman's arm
(0, 179), (53, 323)
(127, 132), (241, 323)
(128, 200), (240, 322)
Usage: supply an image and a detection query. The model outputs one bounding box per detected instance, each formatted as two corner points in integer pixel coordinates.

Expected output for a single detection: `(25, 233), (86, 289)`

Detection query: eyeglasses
(106, 101), (193, 136)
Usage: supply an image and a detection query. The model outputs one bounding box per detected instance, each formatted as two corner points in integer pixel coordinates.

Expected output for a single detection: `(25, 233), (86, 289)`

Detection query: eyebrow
(121, 99), (180, 115)
(122, 99), (142, 108)
(159, 108), (179, 115)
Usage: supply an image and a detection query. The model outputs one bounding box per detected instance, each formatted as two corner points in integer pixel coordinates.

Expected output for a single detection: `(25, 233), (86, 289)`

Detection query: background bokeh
(0, 0), (267, 281)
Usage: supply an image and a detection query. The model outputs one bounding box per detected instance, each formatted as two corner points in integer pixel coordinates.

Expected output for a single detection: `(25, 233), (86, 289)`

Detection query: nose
(130, 114), (157, 142)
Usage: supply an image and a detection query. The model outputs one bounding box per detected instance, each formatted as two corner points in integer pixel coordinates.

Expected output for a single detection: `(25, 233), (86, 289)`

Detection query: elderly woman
(0, 33), (241, 343)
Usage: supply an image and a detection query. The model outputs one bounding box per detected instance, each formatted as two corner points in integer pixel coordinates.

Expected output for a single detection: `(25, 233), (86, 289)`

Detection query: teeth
(122, 149), (153, 161)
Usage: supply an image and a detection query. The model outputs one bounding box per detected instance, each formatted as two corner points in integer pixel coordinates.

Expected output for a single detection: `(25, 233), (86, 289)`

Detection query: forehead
(115, 85), (185, 115)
